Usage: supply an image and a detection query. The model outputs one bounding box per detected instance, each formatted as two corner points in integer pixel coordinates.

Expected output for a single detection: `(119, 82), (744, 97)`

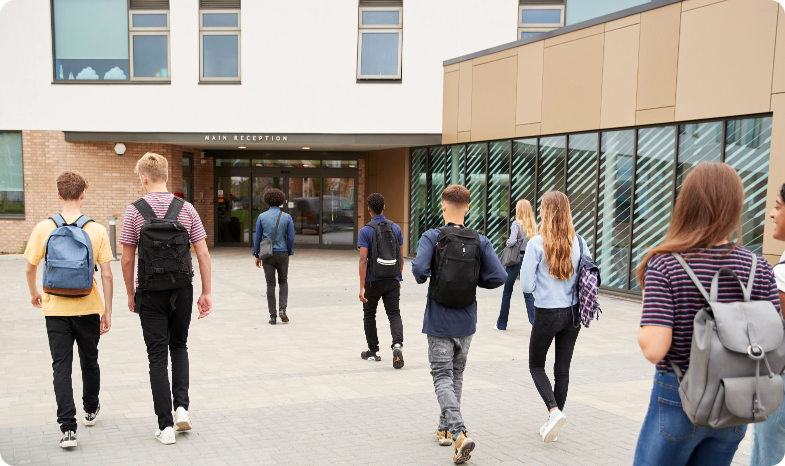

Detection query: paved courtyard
(0, 248), (753, 465)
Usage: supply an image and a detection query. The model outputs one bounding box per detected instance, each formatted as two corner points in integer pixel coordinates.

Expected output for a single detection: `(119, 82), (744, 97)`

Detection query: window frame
(357, 6), (403, 81)
(358, 6), (402, 29)
(518, 27), (555, 40)
(199, 9), (242, 82)
(518, 4), (564, 40)
(0, 131), (25, 220)
(129, 10), (171, 82)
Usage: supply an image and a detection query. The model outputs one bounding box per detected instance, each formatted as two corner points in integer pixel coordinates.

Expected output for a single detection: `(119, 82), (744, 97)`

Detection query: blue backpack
(43, 215), (95, 297)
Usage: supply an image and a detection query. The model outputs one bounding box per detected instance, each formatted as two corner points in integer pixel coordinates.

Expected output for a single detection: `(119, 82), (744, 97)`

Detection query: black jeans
(138, 285), (193, 430)
(362, 279), (403, 352)
(45, 314), (101, 433)
(529, 304), (581, 411)
(262, 252), (289, 316)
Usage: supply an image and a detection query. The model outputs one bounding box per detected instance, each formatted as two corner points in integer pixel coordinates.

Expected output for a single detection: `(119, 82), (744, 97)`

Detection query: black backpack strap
(164, 196), (185, 220)
(133, 198), (157, 220)
(50, 215), (66, 228)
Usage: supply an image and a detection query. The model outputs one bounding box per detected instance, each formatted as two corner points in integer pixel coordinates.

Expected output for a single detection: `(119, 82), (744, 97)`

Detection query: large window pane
(215, 158), (250, 167)
(289, 177), (321, 246)
(203, 13), (238, 27)
(537, 136), (566, 217)
(567, 133), (599, 252)
(253, 160), (320, 168)
(487, 141), (511, 254)
(596, 131), (634, 289)
(677, 122), (722, 192)
(203, 35), (239, 78)
(446, 145), (466, 187)
(133, 35), (168, 78)
(428, 147), (446, 230)
(322, 178), (356, 246)
(0, 133), (24, 217)
(251, 176), (284, 238)
(323, 160), (358, 168)
(132, 14), (167, 28)
(726, 117), (773, 255)
(409, 148), (428, 254)
(53, 0), (129, 80)
(216, 176), (249, 243)
(465, 143), (488, 234)
(630, 126), (677, 290)
(362, 11), (400, 25)
(522, 9), (561, 24)
(511, 138), (537, 222)
(360, 32), (399, 76)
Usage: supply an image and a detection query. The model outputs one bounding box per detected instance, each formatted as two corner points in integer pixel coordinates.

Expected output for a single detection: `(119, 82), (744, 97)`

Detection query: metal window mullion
(424, 149), (431, 231)
(670, 124), (679, 218)
(563, 135), (569, 194)
(508, 139), (513, 232)
(534, 137), (540, 215)
(484, 142), (490, 234)
(721, 118), (727, 163)
(626, 128), (639, 291)
(591, 131), (601, 259)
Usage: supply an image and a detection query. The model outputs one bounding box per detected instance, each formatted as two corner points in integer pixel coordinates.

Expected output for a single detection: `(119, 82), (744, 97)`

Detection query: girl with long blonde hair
(495, 199), (537, 329)
(520, 191), (589, 443)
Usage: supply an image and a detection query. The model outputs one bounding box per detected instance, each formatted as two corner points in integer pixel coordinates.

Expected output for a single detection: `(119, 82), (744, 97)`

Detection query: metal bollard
(108, 216), (118, 261)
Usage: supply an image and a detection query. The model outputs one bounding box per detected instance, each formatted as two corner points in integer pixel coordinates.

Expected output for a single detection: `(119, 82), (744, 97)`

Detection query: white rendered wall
(0, 0), (518, 134)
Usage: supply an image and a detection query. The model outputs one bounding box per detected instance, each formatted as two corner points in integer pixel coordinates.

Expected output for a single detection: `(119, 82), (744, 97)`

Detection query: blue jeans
(633, 371), (747, 466)
(750, 374), (785, 466)
(496, 260), (535, 329)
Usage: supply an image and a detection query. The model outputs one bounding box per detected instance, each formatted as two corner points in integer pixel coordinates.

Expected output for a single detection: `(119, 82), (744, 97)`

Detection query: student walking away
(520, 191), (589, 443)
(120, 153), (212, 445)
(412, 185), (507, 464)
(357, 193), (405, 368)
(750, 182), (785, 466)
(495, 199), (537, 330)
(252, 188), (295, 325)
(23, 171), (113, 449)
(634, 162), (782, 466)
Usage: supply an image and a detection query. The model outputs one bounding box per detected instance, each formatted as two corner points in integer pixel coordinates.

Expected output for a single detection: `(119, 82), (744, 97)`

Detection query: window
(487, 141), (512, 254)
(129, 3), (171, 81)
(200, 0), (241, 82)
(537, 136), (566, 216)
(0, 132), (24, 218)
(357, 1), (403, 81)
(518, 2), (565, 41)
(567, 133), (599, 253)
(182, 153), (194, 203)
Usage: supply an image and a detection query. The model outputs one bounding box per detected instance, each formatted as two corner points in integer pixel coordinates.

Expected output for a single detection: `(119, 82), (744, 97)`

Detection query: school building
(1, 0), (784, 296)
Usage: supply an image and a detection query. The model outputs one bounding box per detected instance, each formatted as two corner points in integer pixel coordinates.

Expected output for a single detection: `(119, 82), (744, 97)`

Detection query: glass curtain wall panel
(725, 116), (773, 255)
(596, 130), (635, 289)
(0, 133), (24, 217)
(322, 178), (356, 246)
(511, 139), (537, 222)
(465, 143), (488, 234)
(488, 141), (512, 253)
(567, 133), (600, 253)
(446, 145), (466, 187)
(428, 147), (447, 230)
(630, 126), (677, 290)
(409, 148), (428, 254)
(677, 122), (722, 193)
(537, 136), (567, 219)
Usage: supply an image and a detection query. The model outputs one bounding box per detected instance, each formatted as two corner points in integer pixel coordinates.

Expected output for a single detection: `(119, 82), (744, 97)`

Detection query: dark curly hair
(367, 193), (385, 215)
(263, 188), (285, 207)
(781, 183), (785, 203)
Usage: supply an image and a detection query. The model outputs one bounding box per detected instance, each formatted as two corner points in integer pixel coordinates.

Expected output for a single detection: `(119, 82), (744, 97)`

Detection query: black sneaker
(361, 350), (381, 361)
(269, 316), (276, 325)
(392, 344), (404, 369)
(279, 311), (289, 323)
(84, 404), (100, 426)
(60, 431), (77, 449)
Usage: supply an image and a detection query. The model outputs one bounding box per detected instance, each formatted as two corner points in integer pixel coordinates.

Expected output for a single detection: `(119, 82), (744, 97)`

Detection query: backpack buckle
(154, 268), (165, 274)
(152, 241), (163, 248)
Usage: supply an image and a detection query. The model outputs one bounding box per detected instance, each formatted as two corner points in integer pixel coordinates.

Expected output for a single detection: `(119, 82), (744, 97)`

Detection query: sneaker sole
(156, 436), (176, 445)
(393, 348), (404, 369)
(175, 420), (192, 432)
(439, 439), (453, 446)
(454, 440), (475, 463)
(543, 417), (566, 443)
(84, 419), (96, 427)
(60, 440), (77, 449)
(279, 315), (289, 323)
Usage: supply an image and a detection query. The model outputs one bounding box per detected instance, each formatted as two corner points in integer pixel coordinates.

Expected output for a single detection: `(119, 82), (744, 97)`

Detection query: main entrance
(213, 156), (359, 248)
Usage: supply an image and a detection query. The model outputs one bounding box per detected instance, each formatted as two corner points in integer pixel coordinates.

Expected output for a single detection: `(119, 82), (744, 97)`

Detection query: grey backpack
(669, 253), (785, 429)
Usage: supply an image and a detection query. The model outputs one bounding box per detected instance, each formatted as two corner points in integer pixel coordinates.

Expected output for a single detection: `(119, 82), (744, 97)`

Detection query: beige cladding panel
(516, 41), (544, 126)
(458, 131), (471, 143)
(772, 5), (785, 94)
(636, 106), (676, 125)
(675, 0), (778, 121)
(637, 3), (681, 111)
(516, 123), (541, 137)
(458, 61), (473, 132)
(544, 24), (604, 48)
(601, 24), (640, 129)
(605, 13), (640, 32)
(541, 34), (605, 135)
(681, 0), (727, 11)
(442, 71), (459, 144)
(470, 56), (518, 141)
(764, 94), (785, 258)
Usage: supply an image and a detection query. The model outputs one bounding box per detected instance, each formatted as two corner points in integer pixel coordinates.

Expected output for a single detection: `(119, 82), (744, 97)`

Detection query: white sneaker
(174, 407), (192, 432)
(542, 411), (566, 443)
(155, 426), (176, 445)
(539, 422), (557, 442)
(494, 323), (505, 331)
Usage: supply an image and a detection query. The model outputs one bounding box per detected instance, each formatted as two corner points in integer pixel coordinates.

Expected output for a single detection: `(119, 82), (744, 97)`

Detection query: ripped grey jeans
(428, 334), (473, 440)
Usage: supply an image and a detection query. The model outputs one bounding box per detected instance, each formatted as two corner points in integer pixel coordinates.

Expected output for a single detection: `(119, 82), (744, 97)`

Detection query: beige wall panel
(637, 3), (681, 111)
(444, 63), (460, 73)
(541, 34), (605, 135)
(682, 0), (726, 11)
(601, 24), (640, 129)
(636, 107), (675, 125)
(605, 13), (640, 31)
(516, 123), (541, 137)
(544, 24), (604, 48)
(472, 47), (518, 66)
(675, 0), (778, 121)
(516, 41), (544, 126)
(458, 61), (473, 132)
(773, 6), (785, 94)
(442, 71), (459, 144)
(374, 148), (408, 227)
(764, 254), (780, 267)
(458, 131), (471, 143)
(471, 56), (518, 141)
(763, 94), (785, 258)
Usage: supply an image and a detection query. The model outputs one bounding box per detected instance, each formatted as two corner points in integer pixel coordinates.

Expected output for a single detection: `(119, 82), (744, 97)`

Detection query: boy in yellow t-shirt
(23, 171), (113, 449)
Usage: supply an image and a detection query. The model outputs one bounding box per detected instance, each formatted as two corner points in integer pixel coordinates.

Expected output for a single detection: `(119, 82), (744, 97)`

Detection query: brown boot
(453, 431), (475, 464)
(434, 429), (452, 446)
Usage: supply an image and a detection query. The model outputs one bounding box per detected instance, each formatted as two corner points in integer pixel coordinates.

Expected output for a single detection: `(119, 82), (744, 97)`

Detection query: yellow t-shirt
(24, 215), (113, 316)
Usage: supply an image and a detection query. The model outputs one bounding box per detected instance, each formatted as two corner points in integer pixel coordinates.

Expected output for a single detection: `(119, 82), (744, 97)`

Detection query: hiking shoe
(155, 426), (176, 445)
(269, 316), (276, 325)
(59, 431), (77, 449)
(542, 411), (566, 443)
(392, 344), (404, 369)
(434, 429), (453, 446)
(361, 350), (381, 362)
(279, 311), (289, 323)
(540, 422), (557, 442)
(453, 431), (475, 464)
(174, 407), (192, 432)
(84, 404), (100, 426)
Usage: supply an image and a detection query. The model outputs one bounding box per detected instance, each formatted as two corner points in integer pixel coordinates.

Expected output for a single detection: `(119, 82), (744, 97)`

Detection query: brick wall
(0, 131), (213, 253)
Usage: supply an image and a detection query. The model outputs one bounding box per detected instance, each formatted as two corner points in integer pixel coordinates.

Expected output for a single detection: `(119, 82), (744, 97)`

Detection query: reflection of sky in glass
(361, 33), (399, 76)
(203, 13), (238, 27)
(522, 9), (561, 23)
(133, 35), (168, 77)
(133, 14), (167, 27)
(203, 35), (238, 77)
(362, 11), (399, 25)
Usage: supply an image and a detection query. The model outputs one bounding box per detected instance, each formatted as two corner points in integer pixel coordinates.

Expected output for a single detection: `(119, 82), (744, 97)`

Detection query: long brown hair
(540, 191), (575, 280)
(636, 161), (743, 288)
(516, 199), (537, 239)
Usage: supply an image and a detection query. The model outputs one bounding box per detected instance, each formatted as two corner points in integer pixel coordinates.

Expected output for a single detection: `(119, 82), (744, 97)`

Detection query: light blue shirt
(520, 235), (589, 309)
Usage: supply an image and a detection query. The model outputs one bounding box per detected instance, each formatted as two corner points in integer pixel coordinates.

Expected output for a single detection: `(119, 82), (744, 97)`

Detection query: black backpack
(429, 225), (482, 308)
(367, 220), (402, 279)
(134, 197), (192, 300)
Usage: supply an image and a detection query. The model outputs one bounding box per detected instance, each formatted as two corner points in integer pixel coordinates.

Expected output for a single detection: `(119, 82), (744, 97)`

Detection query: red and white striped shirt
(119, 192), (207, 246)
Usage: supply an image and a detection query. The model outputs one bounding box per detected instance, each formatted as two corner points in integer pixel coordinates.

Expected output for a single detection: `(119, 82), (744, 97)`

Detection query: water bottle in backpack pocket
(43, 215), (95, 298)
(429, 226), (481, 308)
(367, 220), (402, 279)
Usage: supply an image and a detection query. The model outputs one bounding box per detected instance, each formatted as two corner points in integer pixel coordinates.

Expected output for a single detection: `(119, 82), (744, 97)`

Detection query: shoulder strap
(50, 215), (66, 228)
(672, 253), (711, 303)
(366, 221), (379, 229)
(133, 198), (157, 220)
(272, 210), (283, 241)
(74, 215), (93, 229)
(577, 234), (584, 256)
(164, 197), (184, 221)
(747, 254), (757, 300)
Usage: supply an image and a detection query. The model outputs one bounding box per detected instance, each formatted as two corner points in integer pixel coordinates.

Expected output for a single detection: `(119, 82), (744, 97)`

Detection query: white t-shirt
(775, 251), (785, 292)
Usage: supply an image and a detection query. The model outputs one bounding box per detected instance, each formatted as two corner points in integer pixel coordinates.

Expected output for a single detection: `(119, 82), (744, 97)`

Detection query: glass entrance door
(322, 178), (356, 246)
(252, 176), (284, 241)
(288, 177), (321, 246)
(216, 176), (250, 243)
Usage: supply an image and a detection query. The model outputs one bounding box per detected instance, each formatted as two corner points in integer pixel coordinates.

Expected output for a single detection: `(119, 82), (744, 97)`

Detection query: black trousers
(45, 314), (101, 433)
(362, 279), (403, 352)
(138, 285), (193, 430)
(529, 304), (581, 412)
(262, 252), (289, 316)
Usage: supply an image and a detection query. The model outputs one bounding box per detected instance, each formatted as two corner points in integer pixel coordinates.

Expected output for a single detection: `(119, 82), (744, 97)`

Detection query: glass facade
(409, 115), (773, 294)
(0, 132), (24, 218)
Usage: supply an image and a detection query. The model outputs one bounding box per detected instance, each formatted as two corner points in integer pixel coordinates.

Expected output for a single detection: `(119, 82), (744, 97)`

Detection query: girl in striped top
(633, 162), (780, 466)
